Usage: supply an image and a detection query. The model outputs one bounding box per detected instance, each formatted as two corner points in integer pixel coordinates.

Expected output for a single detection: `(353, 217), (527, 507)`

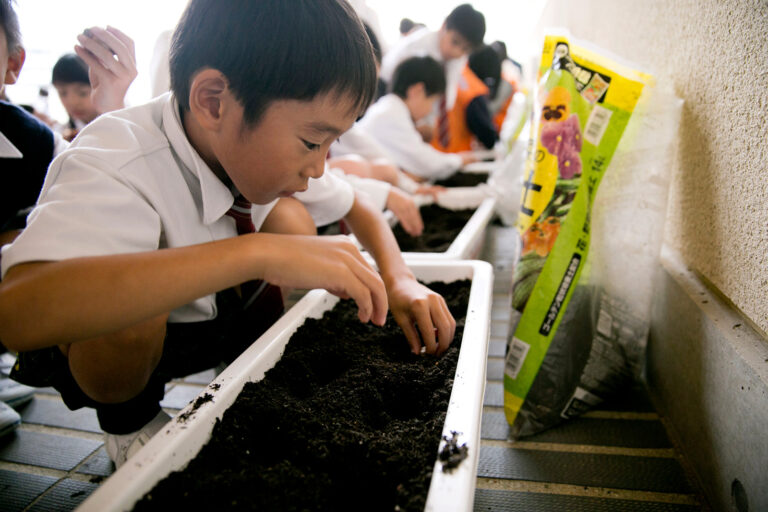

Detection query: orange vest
(492, 78), (519, 132)
(431, 65), (489, 153)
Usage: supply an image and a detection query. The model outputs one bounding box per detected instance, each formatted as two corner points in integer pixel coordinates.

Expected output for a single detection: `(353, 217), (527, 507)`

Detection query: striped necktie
(225, 195), (284, 314)
(437, 94), (450, 149)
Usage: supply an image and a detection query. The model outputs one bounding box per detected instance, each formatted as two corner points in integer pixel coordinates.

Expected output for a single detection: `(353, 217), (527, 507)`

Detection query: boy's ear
(4, 48), (26, 85)
(188, 68), (229, 131)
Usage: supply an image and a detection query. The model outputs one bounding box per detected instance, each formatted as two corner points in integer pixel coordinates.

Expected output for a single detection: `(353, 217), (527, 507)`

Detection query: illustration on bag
(504, 34), (649, 436)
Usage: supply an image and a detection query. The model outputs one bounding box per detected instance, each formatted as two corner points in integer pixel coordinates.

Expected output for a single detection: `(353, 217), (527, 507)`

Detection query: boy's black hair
(170, 0), (377, 128)
(469, 44), (501, 98)
(0, 0), (22, 52)
(363, 22), (381, 65)
(390, 56), (445, 99)
(399, 18), (415, 35)
(445, 4), (485, 48)
(52, 53), (90, 85)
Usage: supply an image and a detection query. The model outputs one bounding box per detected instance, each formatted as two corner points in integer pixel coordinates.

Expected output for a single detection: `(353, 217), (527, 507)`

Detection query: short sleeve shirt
(1, 93), (355, 322)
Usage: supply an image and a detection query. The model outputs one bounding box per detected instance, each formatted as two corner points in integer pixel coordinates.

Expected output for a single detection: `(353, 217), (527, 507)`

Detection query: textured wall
(533, 0), (768, 334)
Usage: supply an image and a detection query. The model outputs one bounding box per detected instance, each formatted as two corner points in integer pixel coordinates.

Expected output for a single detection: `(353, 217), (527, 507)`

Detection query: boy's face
(0, 27), (25, 95)
(54, 82), (99, 123)
(405, 82), (439, 122)
(212, 92), (359, 205)
(438, 28), (472, 61)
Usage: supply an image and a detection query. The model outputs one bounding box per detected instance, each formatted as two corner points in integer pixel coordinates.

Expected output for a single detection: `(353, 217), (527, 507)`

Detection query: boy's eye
(302, 139), (320, 151)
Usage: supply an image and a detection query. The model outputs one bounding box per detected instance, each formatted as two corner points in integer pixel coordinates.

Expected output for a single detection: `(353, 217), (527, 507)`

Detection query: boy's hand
(75, 26), (137, 114)
(385, 276), (457, 356)
(386, 188), (423, 237)
(260, 234), (388, 326)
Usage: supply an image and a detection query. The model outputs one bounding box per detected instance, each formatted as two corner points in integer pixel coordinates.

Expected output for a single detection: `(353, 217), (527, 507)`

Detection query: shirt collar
(0, 130), (23, 158)
(161, 93), (234, 225)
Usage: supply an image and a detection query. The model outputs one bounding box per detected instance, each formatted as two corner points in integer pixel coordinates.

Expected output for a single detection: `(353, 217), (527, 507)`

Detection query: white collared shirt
(357, 94), (462, 180)
(1, 93), (354, 322)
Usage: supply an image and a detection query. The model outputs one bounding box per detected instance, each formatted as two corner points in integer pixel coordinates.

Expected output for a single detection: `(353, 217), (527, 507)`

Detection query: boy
(358, 56), (474, 180)
(0, 1), (134, 436)
(379, 4), (486, 145)
(0, 0), (455, 468)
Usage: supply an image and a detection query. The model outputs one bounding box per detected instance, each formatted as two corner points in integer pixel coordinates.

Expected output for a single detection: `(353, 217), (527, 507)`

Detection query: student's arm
(465, 96), (499, 149)
(0, 233), (387, 352)
(343, 193), (456, 356)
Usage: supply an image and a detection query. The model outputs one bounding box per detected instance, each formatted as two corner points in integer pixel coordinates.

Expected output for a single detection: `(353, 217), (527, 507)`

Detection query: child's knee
(261, 197), (317, 236)
(66, 314), (168, 404)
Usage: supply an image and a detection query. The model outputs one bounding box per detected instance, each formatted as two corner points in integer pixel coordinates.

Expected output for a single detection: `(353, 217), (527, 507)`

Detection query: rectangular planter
(78, 260), (493, 512)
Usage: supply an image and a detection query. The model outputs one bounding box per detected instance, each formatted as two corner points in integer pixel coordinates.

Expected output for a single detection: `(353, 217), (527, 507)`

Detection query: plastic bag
(503, 33), (680, 437)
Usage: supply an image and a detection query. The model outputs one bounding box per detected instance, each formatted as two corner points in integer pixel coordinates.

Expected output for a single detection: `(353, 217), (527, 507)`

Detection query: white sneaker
(0, 375), (35, 409)
(104, 410), (172, 468)
(0, 401), (21, 437)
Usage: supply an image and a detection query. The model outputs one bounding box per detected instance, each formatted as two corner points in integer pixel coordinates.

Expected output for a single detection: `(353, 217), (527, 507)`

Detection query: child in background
(51, 53), (98, 140)
(0, 0), (455, 467)
(358, 55), (475, 181)
(380, 4), (486, 144)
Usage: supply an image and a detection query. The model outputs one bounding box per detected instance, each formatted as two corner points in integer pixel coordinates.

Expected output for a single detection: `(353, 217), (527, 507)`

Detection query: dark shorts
(10, 284), (284, 434)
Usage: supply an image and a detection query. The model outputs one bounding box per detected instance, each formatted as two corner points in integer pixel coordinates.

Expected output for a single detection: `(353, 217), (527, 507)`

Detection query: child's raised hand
(385, 276), (457, 356)
(386, 188), (424, 237)
(258, 234), (388, 326)
(75, 26), (137, 114)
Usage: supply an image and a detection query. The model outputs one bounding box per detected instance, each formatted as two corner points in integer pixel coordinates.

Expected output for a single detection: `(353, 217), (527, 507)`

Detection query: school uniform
(0, 101), (67, 233)
(2, 92), (356, 434)
(357, 94), (462, 181)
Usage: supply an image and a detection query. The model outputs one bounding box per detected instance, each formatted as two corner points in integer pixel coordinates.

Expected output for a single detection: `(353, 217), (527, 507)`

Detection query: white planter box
(78, 260), (493, 512)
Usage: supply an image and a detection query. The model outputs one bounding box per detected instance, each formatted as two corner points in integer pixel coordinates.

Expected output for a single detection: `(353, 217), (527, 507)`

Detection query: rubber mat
(0, 430), (101, 471)
(473, 489), (701, 512)
(478, 446), (692, 493)
(76, 447), (114, 478)
(487, 341), (506, 359)
(484, 382), (504, 407)
(486, 359), (505, 381)
(180, 368), (217, 385)
(19, 398), (101, 433)
(481, 411), (671, 448)
(0, 469), (57, 512)
(160, 383), (206, 410)
(27, 478), (98, 512)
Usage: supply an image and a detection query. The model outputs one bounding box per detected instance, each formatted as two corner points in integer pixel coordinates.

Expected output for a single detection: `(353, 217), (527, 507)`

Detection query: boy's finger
(348, 260), (387, 325)
(106, 26), (135, 54)
(394, 312), (424, 355)
(411, 307), (438, 355)
(77, 33), (120, 72)
(433, 299), (456, 354)
(83, 27), (134, 69)
(73, 45), (105, 74)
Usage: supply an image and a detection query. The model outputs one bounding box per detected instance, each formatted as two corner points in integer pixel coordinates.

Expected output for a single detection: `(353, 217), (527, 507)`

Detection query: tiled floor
(0, 223), (709, 511)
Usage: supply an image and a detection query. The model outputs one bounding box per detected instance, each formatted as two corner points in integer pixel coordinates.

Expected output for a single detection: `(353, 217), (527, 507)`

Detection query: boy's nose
(302, 156), (326, 180)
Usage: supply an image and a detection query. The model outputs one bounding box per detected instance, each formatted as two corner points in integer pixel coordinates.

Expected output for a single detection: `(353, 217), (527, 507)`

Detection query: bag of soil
(504, 33), (681, 437)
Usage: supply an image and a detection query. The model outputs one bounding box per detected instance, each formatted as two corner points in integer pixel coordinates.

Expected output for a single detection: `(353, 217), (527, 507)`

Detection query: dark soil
(434, 171), (489, 188)
(393, 205), (475, 252)
(133, 280), (472, 512)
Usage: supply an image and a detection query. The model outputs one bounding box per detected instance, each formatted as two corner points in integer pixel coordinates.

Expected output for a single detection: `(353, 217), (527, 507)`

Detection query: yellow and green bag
(504, 34), (657, 436)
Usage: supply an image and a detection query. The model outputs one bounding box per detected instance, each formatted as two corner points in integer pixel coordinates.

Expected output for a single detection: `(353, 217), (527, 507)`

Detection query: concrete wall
(531, 2), (768, 511)
(532, 0), (768, 336)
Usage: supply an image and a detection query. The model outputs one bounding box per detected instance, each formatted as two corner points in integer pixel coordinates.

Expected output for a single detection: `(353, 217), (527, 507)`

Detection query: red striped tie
(225, 195), (284, 315)
(437, 94), (450, 149)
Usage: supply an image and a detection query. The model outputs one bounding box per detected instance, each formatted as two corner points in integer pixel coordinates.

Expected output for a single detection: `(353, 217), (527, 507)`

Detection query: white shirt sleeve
(330, 123), (395, 162)
(357, 95), (462, 181)
(329, 167), (391, 212)
(292, 166), (356, 227)
(1, 152), (161, 277)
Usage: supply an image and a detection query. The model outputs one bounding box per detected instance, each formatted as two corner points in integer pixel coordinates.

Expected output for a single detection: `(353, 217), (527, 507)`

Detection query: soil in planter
(133, 280), (472, 512)
(393, 204), (475, 253)
(434, 171), (489, 188)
